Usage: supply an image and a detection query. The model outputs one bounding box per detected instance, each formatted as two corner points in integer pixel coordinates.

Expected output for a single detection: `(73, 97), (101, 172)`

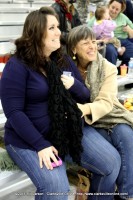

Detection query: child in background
(92, 5), (125, 56)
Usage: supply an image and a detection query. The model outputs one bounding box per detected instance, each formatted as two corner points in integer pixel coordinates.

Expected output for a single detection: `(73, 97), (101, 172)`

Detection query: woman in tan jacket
(67, 25), (133, 200)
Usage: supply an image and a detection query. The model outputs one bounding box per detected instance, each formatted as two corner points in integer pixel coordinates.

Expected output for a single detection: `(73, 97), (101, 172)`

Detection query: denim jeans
(105, 43), (118, 65)
(6, 145), (70, 200)
(6, 123), (133, 200)
(119, 38), (133, 66)
(105, 38), (133, 67)
(96, 124), (133, 199)
(80, 125), (121, 200)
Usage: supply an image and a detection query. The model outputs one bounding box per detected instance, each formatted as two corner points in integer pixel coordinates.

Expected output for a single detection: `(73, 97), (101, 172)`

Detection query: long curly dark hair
(14, 7), (83, 164)
(14, 7), (64, 70)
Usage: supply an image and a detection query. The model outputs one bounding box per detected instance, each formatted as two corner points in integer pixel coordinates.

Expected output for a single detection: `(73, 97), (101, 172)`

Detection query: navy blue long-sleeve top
(1, 56), (90, 152)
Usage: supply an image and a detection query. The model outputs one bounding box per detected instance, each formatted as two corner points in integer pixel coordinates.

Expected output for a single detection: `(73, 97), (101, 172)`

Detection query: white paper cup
(63, 71), (72, 77)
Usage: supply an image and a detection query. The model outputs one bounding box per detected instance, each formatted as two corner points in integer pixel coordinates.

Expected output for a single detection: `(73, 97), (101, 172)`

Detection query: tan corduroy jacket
(84, 58), (133, 127)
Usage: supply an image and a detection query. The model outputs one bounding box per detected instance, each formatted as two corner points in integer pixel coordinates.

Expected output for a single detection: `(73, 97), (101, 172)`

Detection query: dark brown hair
(95, 6), (107, 20)
(108, 0), (126, 12)
(14, 7), (63, 71)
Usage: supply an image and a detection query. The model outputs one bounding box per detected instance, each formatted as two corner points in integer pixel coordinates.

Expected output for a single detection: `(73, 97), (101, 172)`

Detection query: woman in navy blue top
(1, 7), (90, 200)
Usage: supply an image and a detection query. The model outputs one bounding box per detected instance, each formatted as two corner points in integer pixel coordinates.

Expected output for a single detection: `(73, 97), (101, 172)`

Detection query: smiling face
(42, 15), (61, 57)
(108, 1), (122, 19)
(67, 25), (97, 67)
(73, 38), (97, 65)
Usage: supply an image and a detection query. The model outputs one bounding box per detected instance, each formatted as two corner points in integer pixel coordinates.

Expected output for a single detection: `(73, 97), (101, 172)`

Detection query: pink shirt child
(92, 19), (117, 40)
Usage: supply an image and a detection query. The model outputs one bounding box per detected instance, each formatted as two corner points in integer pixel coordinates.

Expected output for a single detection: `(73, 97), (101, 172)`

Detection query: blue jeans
(7, 129), (120, 200)
(6, 145), (70, 200)
(119, 38), (133, 66)
(96, 124), (133, 199)
(105, 43), (118, 65)
(105, 39), (133, 66)
(80, 125), (121, 200)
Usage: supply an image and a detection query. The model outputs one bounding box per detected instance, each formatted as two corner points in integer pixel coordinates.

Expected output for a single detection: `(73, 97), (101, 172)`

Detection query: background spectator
(51, 0), (82, 45)
(88, 0), (133, 67)
(93, 5), (125, 56)
(76, 0), (89, 24)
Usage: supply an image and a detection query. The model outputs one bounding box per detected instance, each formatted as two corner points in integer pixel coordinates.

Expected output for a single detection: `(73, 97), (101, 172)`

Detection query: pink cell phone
(51, 155), (62, 168)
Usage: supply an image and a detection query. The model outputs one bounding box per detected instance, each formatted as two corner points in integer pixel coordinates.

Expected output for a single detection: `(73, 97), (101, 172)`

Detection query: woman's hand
(77, 103), (91, 117)
(123, 25), (130, 33)
(123, 25), (133, 38)
(61, 74), (74, 89)
(38, 146), (58, 170)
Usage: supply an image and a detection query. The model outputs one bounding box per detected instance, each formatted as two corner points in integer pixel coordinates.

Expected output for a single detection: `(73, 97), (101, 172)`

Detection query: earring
(72, 53), (76, 60)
